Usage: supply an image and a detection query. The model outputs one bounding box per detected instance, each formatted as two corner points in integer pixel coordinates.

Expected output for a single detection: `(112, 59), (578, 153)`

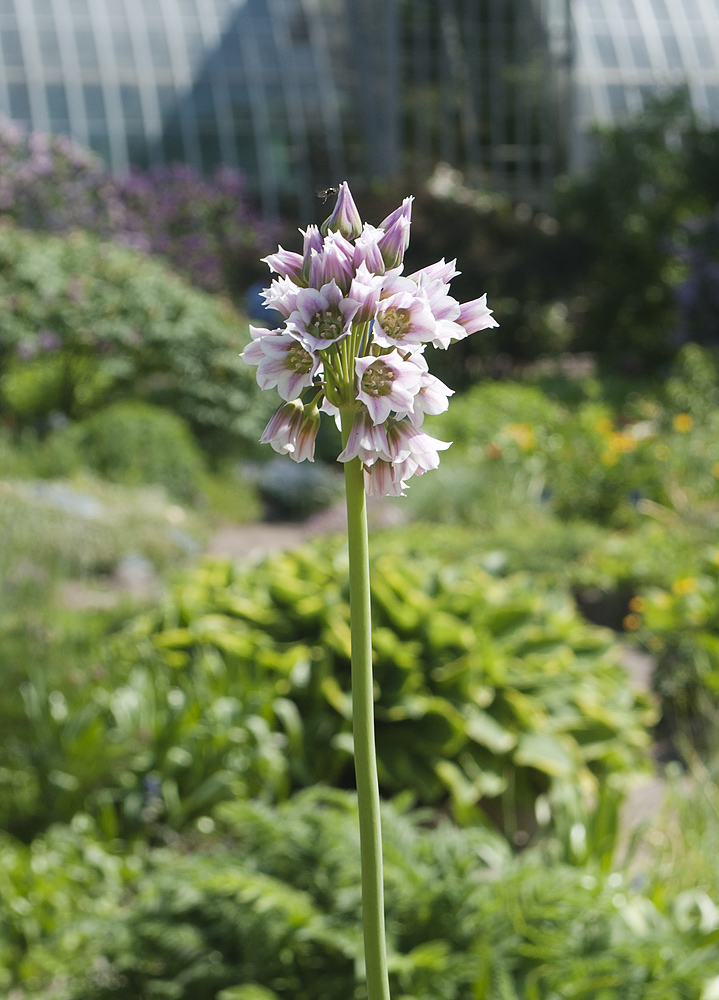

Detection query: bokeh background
(3, 2), (719, 998)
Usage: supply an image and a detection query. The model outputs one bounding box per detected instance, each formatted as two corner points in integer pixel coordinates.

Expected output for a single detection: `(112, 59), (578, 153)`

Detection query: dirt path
(205, 497), (406, 561)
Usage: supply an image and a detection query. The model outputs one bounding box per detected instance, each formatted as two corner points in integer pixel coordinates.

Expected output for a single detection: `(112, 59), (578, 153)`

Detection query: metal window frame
(156, 0), (202, 167)
(13, 0), (50, 130)
(85, 0), (129, 172)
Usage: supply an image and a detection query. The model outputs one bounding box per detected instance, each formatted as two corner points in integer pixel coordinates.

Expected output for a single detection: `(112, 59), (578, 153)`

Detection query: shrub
(67, 402), (206, 503)
(674, 206), (719, 347)
(0, 226), (273, 456)
(555, 93), (719, 371)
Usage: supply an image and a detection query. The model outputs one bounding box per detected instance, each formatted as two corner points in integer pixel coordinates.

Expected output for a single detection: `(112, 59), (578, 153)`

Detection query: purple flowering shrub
(0, 118), (274, 298)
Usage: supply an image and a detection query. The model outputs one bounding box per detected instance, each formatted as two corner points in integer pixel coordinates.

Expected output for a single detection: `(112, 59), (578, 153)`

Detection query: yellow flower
(673, 413), (693, 433)
(629, 596), (645, 613)
(504, 423), (535, 450)
(608, 432), (637, 454)
(623, 613), (642, 631)
(672, 577), (698, 596)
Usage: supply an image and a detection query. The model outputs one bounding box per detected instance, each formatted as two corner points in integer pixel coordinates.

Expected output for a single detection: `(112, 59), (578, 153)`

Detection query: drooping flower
(259, 399), (305, 455)
(242, 181), (498, 496)
(260, 398), (320, 461)
(338, 407), (391, 464)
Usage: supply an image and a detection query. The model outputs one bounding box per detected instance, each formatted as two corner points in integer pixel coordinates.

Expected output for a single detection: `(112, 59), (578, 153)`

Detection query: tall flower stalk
(242, 183), (497, 999)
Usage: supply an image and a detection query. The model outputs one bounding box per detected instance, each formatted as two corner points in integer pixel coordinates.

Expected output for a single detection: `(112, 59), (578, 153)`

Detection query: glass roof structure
(572, 0), (719, 160)
(0, 0), (571, 214)
(0, 0), (716, 213)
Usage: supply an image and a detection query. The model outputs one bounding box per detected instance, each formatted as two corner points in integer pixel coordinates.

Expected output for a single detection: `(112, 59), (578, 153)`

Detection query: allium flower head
(243, 183), (498, 495)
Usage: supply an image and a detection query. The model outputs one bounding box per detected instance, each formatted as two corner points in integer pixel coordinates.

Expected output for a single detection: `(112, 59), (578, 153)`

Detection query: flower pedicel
(242, 182), (498, 490)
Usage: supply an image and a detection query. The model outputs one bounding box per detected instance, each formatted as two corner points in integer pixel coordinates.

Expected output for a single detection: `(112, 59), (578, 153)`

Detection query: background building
(0, 0), (717, 217)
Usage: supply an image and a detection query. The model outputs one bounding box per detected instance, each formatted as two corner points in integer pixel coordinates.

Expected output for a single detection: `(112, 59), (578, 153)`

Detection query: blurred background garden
(2, 0), (719, 997)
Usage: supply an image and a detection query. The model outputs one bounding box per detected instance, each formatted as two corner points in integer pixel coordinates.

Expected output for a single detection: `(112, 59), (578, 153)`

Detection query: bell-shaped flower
(261, 246), (305, 284)
(353, 224), (386, 274)
(409, 257), (460, 285)
(308, 231), (355, 291)
(386, 419), (451, 468)
(458, 293), (499, 335)
(338, 407), (391, 464)
(288, 280), (357, 352)
(255, 331), (321, 399)
(320, 181), (363, 240)
(394, 358), (454, 425)
(373, 288), (436, 350)
(355, 350), (422, 424)
(261, 276), (302, 319)
(344, 263), (384, 324)
(240, 324), (284, 366)
(363, 458), (408, 498)
(260, 399), (305, 454)
(260, 399), (320, 462)
(291, 402), (321, 462)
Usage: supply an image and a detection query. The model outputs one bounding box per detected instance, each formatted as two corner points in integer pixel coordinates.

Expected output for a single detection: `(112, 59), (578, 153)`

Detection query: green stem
(340, 407), (391, 1000)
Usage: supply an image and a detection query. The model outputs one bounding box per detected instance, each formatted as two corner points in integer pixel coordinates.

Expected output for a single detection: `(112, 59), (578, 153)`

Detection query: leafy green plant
(3, 539), (653, 842)
(0, 225), (272, 457)
(3, 790), (719, 1000)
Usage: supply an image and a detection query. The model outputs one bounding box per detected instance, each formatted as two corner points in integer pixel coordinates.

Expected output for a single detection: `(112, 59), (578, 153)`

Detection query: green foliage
(409, 366), (719, 527)
(2, 791), (719, 1000)
(0, 225), (272, 456)
(2, 539), (652, 842)
(66, 402), (206, 503)
(556, 93), (719, 369)
(396, 173), (581, 387)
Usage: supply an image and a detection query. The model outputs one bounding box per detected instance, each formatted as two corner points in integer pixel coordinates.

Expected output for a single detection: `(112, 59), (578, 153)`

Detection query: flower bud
(320, 181), (363, 240)
(377, 216), (411, 270)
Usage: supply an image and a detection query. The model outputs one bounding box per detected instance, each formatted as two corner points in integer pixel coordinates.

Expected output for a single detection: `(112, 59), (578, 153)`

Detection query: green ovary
(361, 361), (395, 397)
(308, 308), (344, 342)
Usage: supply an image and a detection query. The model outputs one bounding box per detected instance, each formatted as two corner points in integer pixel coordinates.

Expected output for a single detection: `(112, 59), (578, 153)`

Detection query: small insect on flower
(243, 182), (498, 494)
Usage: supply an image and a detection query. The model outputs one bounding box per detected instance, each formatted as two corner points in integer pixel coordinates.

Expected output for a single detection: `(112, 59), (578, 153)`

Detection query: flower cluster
(242, 183), (498, 496)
